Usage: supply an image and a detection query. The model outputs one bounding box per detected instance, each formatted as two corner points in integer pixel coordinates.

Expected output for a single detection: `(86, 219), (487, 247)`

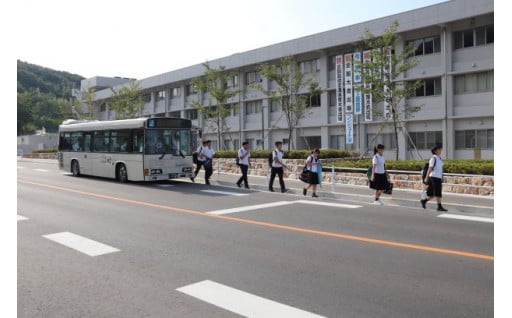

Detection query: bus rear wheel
(116, 164), (128, 183)
(71, 160), (80, 177)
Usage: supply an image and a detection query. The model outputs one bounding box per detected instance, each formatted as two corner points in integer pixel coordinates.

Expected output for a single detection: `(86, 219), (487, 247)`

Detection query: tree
(359, 20), (423, 160)
(109, 80), (146, 119)
(254, 56), (321, 150)
(191, 62), (239, 149)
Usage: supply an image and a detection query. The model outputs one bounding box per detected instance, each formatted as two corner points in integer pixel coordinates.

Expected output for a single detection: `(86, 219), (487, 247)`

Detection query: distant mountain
(17, 60), (86, 135)
(17, 60), (84, 98)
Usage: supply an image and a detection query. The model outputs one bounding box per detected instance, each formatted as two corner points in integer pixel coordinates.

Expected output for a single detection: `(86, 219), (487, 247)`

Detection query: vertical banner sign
(353, 52), (362, 114)
(383, 47), (392, 120)
(335, 55), (344, 122)
(346, 113), (354, 144)
(344, 54), (353, 113)
(363, 50), (373, 122)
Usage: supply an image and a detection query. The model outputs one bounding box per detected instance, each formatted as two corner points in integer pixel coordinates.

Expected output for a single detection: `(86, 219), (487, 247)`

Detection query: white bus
(58, 117), (196, 182)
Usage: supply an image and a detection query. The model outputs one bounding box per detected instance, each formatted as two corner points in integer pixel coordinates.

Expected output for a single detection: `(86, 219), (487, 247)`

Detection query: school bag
(268, 150), (277, 167)
(421, 157), (437, 184)
(236, 148), (241, 166)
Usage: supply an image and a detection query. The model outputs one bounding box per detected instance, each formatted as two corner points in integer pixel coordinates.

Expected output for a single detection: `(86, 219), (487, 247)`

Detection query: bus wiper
(158, 152), (166, 160)
(179, 150), (185, 158)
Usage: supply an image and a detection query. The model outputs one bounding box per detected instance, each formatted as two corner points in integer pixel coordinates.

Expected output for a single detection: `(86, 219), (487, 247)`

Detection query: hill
(17, 60), (85, 135)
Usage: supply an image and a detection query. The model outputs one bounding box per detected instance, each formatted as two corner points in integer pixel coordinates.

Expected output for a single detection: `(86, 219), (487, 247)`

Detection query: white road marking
(176, 280), (326, 318)
(42, 232), (120, 256)
(209, 200), (362, 215)
(295, 200), (361, 209)
(437, 213), (493, 223)
(208, 201), (293, 215)
(17, 215), (28, 221)
(34, 169), (49, 172)
(201, 190), (248, 196)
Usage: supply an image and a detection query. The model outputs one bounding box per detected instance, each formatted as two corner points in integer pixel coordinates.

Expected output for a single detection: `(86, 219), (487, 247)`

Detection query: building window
(454, 25), (494, 49)
(231, 103), (240, 116)
(455, 129), (494, 149)
(246, 71), (261, 84)
(168, 111), (181, 118)
(408, 131), (442, 149)
(299, 59), (320, 74)
(171, 87), (181, 98)
(226, 75), (238, 88)
(414, 78), (442, 97)
(329, 134), (357, 151)
(245, 100), (262, 115)
(328, 55), (337, 71)
(328, 90), (337, 107)
(454, 71), (493, 94)
(185, 109), (198, 120)
(301, 93), (321, 107)
(366, 133), (396, 150)
(157, 90), (165, 101)
(141, 94), (151, 102)
(185, 84), (198, 96)
(100, 103), (107, 112)
(407, 36), (441, 56)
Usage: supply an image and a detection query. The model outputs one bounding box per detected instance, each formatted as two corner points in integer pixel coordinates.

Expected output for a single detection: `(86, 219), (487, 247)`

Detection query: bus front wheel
(116, 164), (128, 183)
(71, 160), (80, 177)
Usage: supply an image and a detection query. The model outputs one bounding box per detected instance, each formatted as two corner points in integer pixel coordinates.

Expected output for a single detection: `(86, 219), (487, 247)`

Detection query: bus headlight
(182, 167), (192, 172)
(150, 169), (163, 174)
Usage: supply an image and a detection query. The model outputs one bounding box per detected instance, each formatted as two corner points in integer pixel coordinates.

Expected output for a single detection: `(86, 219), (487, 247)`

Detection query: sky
(13, 0), (451, 80)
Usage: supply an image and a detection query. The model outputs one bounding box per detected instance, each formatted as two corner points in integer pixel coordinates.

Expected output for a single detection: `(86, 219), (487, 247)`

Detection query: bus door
(90, 131), (113, 178)
(79, 132), (93, 175)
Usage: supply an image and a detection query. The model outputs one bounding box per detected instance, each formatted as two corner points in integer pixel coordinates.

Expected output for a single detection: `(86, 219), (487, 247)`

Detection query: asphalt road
(17, 159), (493, 317)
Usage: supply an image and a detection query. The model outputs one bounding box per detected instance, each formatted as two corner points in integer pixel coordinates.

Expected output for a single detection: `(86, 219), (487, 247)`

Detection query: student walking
(302, 148), (320, 198)
(421, 145), (447, 211)
(269, 141), (288, 193)
(370, 144), (389, 205)
(191, 140), (215, 185)
(236, 141), (251, 189)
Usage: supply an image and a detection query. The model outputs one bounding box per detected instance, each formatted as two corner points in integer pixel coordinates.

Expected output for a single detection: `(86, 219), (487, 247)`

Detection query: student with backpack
(269, 141), (288, 193)
(302, 148), (320, 197)
(421, 145), (447, 211)
(191, 140), (215, 185)
(370, 144), (389, 205)
(236, 141), (251, 189)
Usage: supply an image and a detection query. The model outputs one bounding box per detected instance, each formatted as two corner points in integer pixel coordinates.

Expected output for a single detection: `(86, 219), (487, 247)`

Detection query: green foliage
(214, 149), (358, 160)
(32, 148), (58, 153)
(109, 80), (145, 119)
(331, 159), (494, 175)
(17, 60), (84, 135)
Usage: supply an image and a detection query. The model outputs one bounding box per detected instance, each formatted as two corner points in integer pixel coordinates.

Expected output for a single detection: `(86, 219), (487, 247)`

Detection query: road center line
(176, 280), (326, 318)
(19, 180), (493, 261)
(437, 213), (494, 223)
(42, 232), (120, 256)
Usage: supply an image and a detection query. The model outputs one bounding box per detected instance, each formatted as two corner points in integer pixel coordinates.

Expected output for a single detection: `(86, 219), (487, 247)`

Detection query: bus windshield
(145, 129), (192, 156)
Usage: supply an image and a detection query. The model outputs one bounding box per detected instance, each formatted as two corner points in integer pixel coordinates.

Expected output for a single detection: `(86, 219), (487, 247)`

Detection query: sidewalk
(204, 170), (494, 219)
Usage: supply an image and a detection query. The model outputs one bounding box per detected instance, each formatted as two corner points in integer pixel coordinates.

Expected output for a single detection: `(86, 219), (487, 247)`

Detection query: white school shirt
(238, 148), (250, 165)
(306, 155), (318, 173)
(372, 154), (386, 174)
(429, 155), (443, 178)
(272, 149), (284, 168)
(203, 146), (215, 159)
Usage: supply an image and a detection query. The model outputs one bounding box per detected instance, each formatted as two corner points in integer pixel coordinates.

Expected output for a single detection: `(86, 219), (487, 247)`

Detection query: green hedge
(214, 149), (494, 175)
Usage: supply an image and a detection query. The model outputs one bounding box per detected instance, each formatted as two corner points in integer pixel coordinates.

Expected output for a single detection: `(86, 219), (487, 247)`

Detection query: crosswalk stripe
(176, 280), (326, 318)
(42, 232), (120, 256)
(295, 200), (361, 209)
(208, 201), (292, 215)
(437, 213), (493, 223)
(201, 189), (248, 196)
(17, 215), (28, 221)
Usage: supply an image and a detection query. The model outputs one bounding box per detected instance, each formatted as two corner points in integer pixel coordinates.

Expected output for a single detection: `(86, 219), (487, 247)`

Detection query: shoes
(373, 199), (383, 205)
(205, 180), (210, 185)
(269, 188), (274, 192)
(190, 177), (195, 183)
(244, 186), (250, 189)
(236, 182), (241, 188)
(437, 206), (448, 212)
(312, 193), (318, 198)
(303, 188), (307, 196)
(420, 199), (427, 209)
(281, 189), (287, 193)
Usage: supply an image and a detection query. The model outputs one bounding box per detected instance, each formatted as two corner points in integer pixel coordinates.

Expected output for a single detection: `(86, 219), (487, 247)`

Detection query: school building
(75, 0), (494, 160)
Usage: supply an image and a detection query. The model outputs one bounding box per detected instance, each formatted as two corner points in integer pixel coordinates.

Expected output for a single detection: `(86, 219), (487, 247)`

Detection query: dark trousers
(194, 161), (213, 183)
(269, 167), (285, 191)
(237, 164), (249, 187)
